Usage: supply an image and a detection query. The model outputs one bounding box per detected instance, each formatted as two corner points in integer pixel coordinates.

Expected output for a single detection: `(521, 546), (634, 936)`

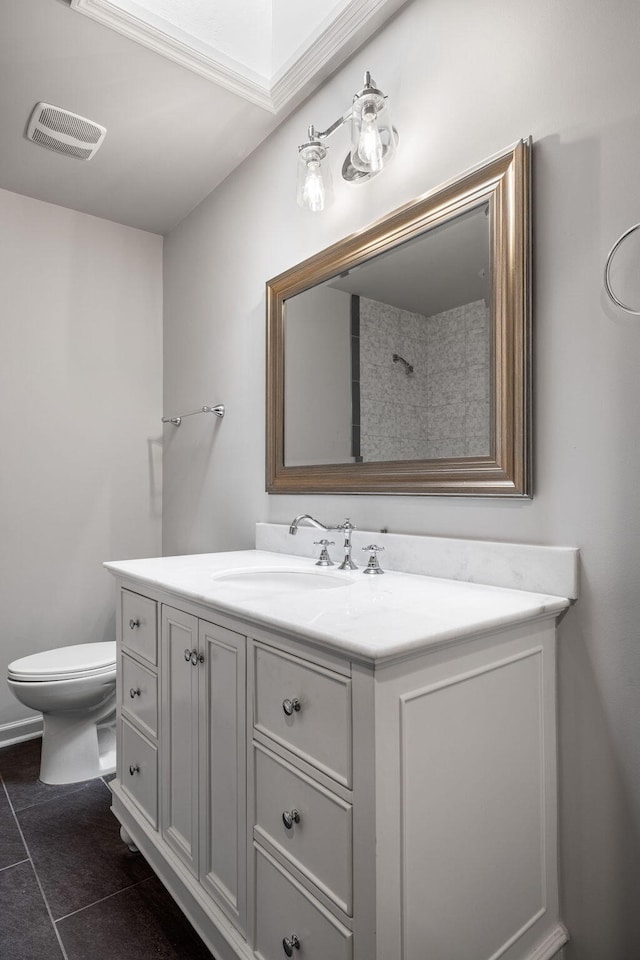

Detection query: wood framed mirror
(266, 139), (531, 496)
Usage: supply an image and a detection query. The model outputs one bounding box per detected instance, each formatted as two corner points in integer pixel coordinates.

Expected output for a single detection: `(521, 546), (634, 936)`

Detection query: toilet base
(40, 711), (116, 785)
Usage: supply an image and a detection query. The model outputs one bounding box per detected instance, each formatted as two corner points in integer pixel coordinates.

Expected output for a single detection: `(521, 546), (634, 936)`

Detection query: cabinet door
(198, 619), (247, 933)
(121, 654), (158, 740)
(253, 643), (352, 787)
(161, 605), (200, 877)
(121, 589), (157, 665)
(254, 844), (352, 960)
(120, 719), (158, 829)
(253, 743), (353, 916)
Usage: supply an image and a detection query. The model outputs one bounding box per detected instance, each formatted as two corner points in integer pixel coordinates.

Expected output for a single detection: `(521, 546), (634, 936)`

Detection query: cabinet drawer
(254, 743), (352, 915)
(121, 589), (157, 666)
(254, 844), (352, 960)
(121, 654), (158, 740)
(120, 719), (158, 828)
(253, 644), (352, 788)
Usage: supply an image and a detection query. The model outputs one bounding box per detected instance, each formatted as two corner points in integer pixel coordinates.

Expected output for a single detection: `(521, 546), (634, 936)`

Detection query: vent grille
(38, 106), (103, 144)
(31, 128), (94, 160)
(26, 102), (107, 161)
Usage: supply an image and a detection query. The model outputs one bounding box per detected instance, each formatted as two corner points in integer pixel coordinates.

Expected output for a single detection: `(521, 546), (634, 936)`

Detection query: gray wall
(284, 285), (353, 465)
(162, 0), (640, 955)
(0, 188), (163, 731)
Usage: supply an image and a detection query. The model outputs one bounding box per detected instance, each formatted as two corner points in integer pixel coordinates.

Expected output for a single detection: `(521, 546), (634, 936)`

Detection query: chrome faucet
(288, 514), (331, 535)
(335, 518), (357, 570)
(288, 515), (357, 570)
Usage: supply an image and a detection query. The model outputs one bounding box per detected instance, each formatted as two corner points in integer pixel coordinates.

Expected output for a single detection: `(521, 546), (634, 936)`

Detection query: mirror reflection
(284, 204), (492, 467)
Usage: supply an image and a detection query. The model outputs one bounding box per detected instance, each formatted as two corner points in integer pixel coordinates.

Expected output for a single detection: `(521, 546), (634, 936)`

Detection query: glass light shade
(296, 143), (332, 212)
(350, 87), (396, 175)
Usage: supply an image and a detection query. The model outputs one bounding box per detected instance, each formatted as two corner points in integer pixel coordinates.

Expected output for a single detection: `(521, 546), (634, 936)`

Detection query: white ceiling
(0, 0), (406, 235)
(71, 0), (357, 100)
(328, 204), (491, 317)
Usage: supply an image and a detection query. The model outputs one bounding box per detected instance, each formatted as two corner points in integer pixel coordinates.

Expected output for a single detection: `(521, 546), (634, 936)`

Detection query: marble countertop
(105, 550), (570, 662)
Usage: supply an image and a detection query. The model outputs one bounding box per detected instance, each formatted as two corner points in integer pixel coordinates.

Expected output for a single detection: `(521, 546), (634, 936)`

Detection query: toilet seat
(8, 642), (116, 682)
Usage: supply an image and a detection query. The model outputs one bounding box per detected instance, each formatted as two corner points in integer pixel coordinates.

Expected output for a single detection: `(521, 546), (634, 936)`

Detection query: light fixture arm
(302, 71), (388, 145)
(307, 110), (352, 144)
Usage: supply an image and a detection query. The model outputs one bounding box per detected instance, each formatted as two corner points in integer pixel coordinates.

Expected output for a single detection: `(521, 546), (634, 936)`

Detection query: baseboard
(528, 923), (569, 960)
(0, 715), (43, 748)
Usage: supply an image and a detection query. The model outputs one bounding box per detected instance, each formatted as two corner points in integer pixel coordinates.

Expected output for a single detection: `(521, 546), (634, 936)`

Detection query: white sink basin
(213, 568), (353, 592)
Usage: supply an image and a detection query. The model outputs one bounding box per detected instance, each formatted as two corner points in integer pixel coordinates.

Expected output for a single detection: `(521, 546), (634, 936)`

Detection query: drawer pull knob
(282, 697), (301, 716)
(185, 648), (204, 666)
(129, 618), (140, 630)
(282, 935), (300, 956)
(129, 764), (140, 776)
(129, 687), (141, 699)
(282, 809), (300, 830)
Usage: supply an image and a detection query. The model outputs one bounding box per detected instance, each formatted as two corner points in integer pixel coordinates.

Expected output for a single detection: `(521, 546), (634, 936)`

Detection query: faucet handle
(362, 544), (385, 575)
(314, 539), (335, 566)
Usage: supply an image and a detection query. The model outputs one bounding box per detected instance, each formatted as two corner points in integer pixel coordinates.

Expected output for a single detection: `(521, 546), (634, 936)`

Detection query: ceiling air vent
(26, 102), (107, 160)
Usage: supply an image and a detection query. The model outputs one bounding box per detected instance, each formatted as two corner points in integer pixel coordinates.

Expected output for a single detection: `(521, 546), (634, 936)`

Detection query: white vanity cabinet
(113, 584), (250, 960)
(118, 588), (159, 830)
(249, 638), (356, 960)
(107, 553), (571, 960)
(161, 606), (246, 931)
(160, 605), (199, 875)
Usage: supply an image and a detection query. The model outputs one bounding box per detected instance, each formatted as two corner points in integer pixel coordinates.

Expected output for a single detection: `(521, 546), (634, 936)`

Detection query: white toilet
(7, 642), (117, 785)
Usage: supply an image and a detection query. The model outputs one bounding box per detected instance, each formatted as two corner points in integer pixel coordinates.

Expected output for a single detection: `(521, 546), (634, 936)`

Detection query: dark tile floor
(0, 737), (215, 960)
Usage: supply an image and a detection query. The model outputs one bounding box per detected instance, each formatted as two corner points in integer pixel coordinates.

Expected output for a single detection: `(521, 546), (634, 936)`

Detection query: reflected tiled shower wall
(358, 297), (490, 461)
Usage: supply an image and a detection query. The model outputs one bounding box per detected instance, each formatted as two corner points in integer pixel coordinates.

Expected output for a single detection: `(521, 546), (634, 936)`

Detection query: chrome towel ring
(604, 222), (640, 315)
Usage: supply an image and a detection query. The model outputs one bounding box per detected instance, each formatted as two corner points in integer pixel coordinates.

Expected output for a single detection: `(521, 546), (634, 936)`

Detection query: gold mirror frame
(266, 139), (531, 497)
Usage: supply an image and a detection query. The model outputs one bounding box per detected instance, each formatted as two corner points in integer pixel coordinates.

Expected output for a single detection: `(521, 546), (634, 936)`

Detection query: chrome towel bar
(162, 404), (225, 427)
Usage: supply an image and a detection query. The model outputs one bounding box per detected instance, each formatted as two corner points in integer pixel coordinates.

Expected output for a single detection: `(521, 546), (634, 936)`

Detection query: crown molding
(270, 0), (408, 112)
(70, 0), (409, 115)
(70, 0), (274, 110)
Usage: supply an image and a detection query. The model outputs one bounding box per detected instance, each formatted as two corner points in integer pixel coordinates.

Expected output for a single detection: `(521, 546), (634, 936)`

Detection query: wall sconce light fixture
(296, 71), (398, 213)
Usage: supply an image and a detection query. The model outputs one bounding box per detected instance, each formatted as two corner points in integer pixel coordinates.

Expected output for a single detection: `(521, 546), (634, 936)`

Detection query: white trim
(0, 715), (43, 749)
(70, 0), (273, 110)
(527, 923), (569, 960)
(270, 0), (410, 111)
(70, 0), (410, 114)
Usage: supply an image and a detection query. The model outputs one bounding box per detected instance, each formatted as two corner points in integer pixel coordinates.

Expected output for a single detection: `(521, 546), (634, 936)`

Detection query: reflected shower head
(393, 353), (413, 374)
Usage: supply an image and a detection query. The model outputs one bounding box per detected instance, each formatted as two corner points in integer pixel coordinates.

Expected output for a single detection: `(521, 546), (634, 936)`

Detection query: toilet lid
(7, 642), (116, 682)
